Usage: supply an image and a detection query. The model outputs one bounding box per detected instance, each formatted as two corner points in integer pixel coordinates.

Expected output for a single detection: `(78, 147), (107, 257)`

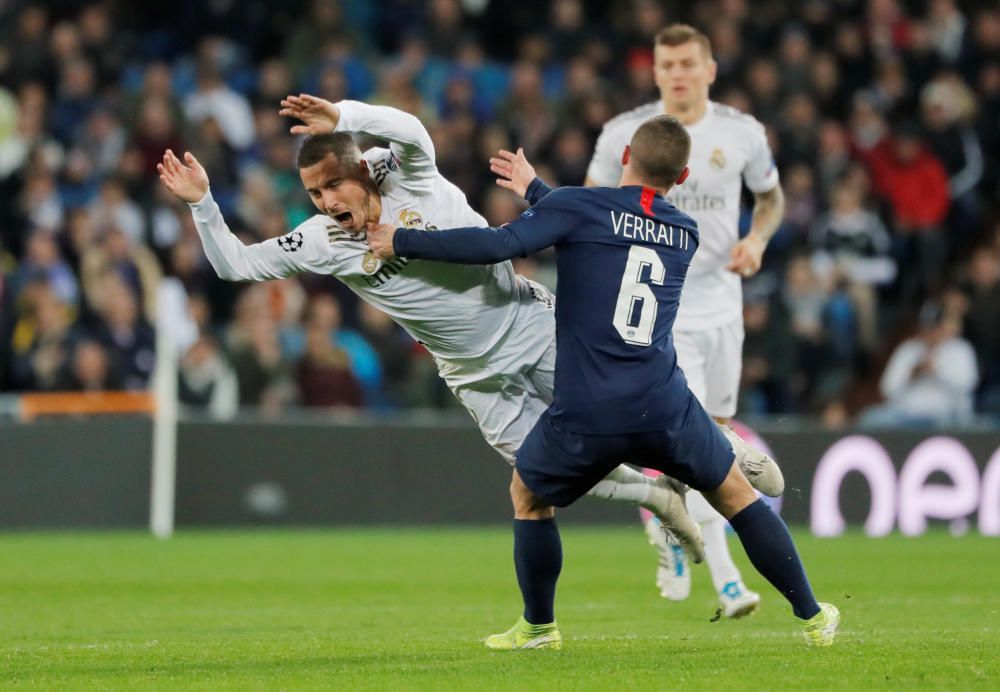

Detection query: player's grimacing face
(300, 154), (372, 233)
(653, 41), (716, 110)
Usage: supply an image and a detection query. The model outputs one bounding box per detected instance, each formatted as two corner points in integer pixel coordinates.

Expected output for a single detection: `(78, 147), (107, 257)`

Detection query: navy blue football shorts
(515, 394), (735, 508)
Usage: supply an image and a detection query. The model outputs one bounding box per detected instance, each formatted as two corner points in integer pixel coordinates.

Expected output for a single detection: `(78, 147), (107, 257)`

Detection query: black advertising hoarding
(1, 418), (998, 532)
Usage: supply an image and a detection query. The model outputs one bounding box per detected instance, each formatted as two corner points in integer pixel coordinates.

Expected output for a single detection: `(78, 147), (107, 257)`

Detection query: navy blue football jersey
(392, 181), (700, 434)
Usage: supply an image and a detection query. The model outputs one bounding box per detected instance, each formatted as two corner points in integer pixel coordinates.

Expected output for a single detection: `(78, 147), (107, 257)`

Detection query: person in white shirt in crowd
(861, 300), (979, 427)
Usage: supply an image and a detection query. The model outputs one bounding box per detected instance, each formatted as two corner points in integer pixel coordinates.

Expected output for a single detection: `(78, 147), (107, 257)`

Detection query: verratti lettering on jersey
(610, 210), (690, 250)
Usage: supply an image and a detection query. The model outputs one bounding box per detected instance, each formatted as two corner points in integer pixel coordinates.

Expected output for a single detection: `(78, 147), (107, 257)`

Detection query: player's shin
(728, 499), (820, 620)
(513, 518), (562, 625)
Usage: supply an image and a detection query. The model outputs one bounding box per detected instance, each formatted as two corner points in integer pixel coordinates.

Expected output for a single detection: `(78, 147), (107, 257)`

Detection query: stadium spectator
(863, 120), (950, 301)
(295, 306), (364, 410)
(90, 275), (156, 391)
(919, 74), (984, 240)
(183, 41), (256, 152)
(861, 300), (979, 427)
(177, 334), (239, 418)
(80, 226), (161, 322)
(10, 232), (79, 308)
(8, 283), (76, 392)
(283, 293), (380, 404)
(810, 177), (896, 350)
(740, 290), (796, 415)
(60, 338), (123, 392)
(226, 286), (292, 410)
(958, 246), (1000, 414)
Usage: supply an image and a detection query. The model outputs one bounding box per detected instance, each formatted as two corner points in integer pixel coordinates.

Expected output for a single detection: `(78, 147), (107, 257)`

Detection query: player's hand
(366, 223), (397, 260)
(726, 234), (767, 278)
(490, 148), (536, 198)
(279, 94), (341, 135)
(157, 150), (210, 203)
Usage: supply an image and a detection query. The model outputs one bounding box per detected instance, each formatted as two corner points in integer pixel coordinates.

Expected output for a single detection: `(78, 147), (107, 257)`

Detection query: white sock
(585, 465), (652, 505)
(700, 516), (743, 594)
(604, 464), (654, 486)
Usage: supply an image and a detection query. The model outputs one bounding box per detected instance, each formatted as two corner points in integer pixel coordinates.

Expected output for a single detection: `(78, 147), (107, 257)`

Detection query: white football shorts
(673, 318), (745, 420)
(435, 277), (556, 465)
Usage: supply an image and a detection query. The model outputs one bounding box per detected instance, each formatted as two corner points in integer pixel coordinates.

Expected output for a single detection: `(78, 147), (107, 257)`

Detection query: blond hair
(655, 23), (712, 58)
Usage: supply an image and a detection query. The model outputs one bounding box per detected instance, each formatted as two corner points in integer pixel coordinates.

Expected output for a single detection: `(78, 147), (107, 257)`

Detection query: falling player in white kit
(156, 94), (703, 555)
(586, 24), (787, 618)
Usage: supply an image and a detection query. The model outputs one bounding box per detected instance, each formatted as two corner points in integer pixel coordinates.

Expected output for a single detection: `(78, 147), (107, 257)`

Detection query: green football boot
(484, 616), (563, 650)
(799, 602), (840, 647)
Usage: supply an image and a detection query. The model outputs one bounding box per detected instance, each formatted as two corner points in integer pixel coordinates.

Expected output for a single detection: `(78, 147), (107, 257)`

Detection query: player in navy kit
(366, 115), (839, 649)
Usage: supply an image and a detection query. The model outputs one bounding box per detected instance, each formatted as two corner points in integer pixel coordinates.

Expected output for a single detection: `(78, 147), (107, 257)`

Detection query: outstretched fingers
(490, 158), (514, 178)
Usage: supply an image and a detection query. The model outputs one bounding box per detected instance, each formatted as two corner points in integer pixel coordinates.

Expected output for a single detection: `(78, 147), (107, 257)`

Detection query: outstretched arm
(366, 189), (577, 264)
(159, 150), (328, 282)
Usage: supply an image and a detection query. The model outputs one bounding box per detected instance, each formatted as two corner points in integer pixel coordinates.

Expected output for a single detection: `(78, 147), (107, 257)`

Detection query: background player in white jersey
(586, 24), (787, 618)
(156, 94), (701, 553)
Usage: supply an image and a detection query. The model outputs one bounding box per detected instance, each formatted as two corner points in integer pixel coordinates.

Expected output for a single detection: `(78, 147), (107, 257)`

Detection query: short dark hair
(296, 132), (362, 171)
(655, 23), (712, 58)
(629, 115), (691, 189)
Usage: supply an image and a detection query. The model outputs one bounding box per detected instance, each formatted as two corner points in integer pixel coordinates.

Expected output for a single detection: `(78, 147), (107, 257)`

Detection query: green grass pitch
(1, 527), (997, 690)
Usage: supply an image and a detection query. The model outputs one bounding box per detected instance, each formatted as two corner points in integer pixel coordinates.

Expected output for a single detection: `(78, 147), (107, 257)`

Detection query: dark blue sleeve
(525, 177), (554, 205)
(393, 189), (578, 264)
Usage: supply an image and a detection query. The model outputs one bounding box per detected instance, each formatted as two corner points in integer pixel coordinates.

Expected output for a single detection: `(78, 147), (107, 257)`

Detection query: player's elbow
(210, 260), (245, 282)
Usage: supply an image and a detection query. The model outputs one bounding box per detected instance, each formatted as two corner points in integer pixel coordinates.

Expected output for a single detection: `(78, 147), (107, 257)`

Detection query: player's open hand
(366, 223), (397, 260)
(157, 150), (209, 204)
(279, 94), (341, 136)
(490, 148), (536, 198)
(727, 234), (766, 278)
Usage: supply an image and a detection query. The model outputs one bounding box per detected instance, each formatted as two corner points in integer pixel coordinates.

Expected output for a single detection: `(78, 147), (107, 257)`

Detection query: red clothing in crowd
(864, 139), (950, 229)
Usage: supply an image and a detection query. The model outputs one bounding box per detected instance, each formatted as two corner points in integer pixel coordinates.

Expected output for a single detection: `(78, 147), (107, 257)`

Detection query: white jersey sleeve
(335, 100), (436, 195)
(188, 191), (336, 281)
(741, 117), (779, 193)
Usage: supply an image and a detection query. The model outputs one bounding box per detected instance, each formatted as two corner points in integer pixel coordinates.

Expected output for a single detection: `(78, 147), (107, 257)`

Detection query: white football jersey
(587, 101), (779, 331)
(189, 101), (544, 369)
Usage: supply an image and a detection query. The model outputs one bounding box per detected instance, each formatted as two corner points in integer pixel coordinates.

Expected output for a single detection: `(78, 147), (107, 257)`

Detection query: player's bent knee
(702, 464), (757, 520)
(510, 470), (554, 519)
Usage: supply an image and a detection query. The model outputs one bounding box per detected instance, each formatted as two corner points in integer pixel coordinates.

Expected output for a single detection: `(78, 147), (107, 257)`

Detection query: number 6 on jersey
(613, 245), (666, 346)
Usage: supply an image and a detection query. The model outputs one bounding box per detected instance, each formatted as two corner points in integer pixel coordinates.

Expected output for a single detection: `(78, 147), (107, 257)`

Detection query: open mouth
(332, 210), (353, 228)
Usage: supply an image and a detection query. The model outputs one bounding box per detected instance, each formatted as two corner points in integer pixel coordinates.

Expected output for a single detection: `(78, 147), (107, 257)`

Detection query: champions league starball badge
(278, 231), (304, 252)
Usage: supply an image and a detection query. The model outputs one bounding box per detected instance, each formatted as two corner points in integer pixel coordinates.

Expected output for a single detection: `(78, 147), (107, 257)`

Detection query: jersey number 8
(613, 246), (665, 346)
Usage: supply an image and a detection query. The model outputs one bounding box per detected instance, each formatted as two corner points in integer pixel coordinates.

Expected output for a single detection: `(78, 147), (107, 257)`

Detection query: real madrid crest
(362, 251), (380, 274)
(709, 148), (726, 170)
(398, 209), (424, 228)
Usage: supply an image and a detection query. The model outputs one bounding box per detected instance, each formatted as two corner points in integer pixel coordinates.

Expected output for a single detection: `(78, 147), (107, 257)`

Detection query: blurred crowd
(0, 0), (998, 426)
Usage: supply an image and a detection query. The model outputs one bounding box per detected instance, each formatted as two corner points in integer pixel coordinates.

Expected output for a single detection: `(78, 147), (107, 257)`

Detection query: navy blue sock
(729, 499), (820, 620)
(513, 518), (562, 625)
